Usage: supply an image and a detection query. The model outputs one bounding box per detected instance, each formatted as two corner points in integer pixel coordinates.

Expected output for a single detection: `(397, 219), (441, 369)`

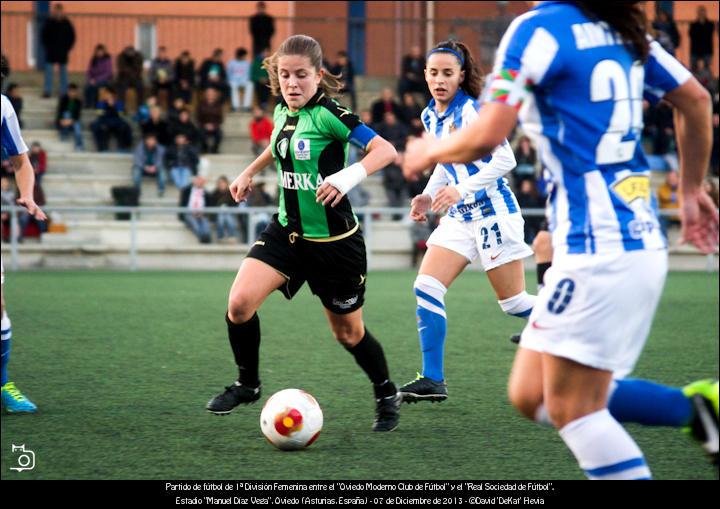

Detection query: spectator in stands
(199, 48), (229, 101)
(0, 176), (14, 242)
(693, 57), (714, 92)
(212, 175), (240, 242)
(132, 132), (166, 198)
(360, 109), (373, 128)
(246, 180), (273, 240)
(249, 106), (273, 157)
(90, 87), (132, 152)
(173, 50), (196, 105)
(180, 175), (212, 243)
(84, 44), (113, 109)
(28, 142), (47, 185)
(41, 3), (75, 98)
(116, 46), (145, 112)
(249, 1), (275, 57)
(196, 87), (224, 154)
(398, 45), (428, 100)
(164, 133), (199, 190)
(227, 48), (253, 112)
(652, 9), (680, 56)
(55, 83), (85, 150)
(168, 96), (187, 125)
(251, 48), (271, 110)
(134, 95), (157, 126)
(16, 171), (47, 241)
(140, 105), (171, 147)
(690, 6), (715, 71)
(704, 177), (719, 207)
(169, 108), (201, 149)
(657, 170), (681, 231)
(399, 92), (423, 127)
(643, 100), (677, 170)
(512, 135), (537, 186)
(371, 88), (402, 125)
(149, 46), (174, 108)
(515, 179), (545, 243)
(331, 50), (356, 110)
(5, 84), (23, 128)
(375, 111), (408, 214)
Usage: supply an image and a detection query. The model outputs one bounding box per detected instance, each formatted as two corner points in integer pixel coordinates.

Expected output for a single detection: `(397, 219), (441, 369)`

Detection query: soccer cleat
(683, 379), (719, 464)
(373, 392), (401, 432)
(399, 373), (448, 403)
(510, 333), (521, 345)
(1, 382), (37, 413)
(206, 381), (261, 415)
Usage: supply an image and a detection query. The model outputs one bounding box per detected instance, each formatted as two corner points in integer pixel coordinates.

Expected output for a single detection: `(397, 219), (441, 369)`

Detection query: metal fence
(4, 205), (717, 272)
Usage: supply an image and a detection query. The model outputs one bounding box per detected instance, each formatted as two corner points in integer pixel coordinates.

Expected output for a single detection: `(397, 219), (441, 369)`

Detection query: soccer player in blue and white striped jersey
(404, 2), (718, 479)
(399, 40), (535, 403)
(1, 55), (47, 413)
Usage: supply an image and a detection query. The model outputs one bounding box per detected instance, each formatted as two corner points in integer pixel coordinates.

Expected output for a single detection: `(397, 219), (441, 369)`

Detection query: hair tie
(427, 47), (465, 66)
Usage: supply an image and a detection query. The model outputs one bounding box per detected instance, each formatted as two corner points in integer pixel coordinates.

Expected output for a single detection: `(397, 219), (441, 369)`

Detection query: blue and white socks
(1, 311), (11, 386)
(559, 409), (652, 480)
(498, 291), (536, 319)
(414, 275), (447, 382)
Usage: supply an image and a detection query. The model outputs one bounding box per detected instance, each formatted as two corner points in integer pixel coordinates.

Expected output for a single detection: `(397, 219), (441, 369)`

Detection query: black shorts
(246, 215), (367, 315)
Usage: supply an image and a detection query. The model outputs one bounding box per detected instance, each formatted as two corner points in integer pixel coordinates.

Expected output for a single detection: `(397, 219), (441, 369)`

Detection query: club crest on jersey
(294, 138), (311, 160)
(610, 174), (650, 205)
(277, 138), (289, 159)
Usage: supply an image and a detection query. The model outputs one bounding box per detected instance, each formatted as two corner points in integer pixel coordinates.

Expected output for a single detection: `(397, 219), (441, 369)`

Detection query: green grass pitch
(1, 270), (717, 480)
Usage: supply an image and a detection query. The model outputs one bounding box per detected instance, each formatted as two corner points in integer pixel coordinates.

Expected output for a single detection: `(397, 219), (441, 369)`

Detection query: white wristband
(323, 162), (367, 195)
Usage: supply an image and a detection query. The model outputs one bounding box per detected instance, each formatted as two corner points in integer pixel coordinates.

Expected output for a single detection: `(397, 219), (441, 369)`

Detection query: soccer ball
(260, 389), (323, 451)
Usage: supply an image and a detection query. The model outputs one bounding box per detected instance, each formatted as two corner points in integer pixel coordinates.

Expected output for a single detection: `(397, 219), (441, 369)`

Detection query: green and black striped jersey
(270, 90), (377, 239)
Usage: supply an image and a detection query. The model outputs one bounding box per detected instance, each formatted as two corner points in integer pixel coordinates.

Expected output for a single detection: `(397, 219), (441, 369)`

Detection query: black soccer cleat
(510, 333), (521, 345)
(399, 374), (448, 404)
(206, 381), (261, 415)
(373, 392), (402, 432)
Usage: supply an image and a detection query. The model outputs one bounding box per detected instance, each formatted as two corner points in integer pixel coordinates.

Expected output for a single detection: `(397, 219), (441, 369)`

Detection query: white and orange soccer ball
(260, 389), (323, 451)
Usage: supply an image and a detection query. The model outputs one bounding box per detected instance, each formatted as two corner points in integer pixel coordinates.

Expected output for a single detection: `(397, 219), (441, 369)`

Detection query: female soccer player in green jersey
(206, 35), (402, 431)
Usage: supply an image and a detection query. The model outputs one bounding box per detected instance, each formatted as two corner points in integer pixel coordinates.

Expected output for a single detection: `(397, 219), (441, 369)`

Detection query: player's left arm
(665, 79), (717, 253)
(315, 102), (396, 207)
(432, 137), (518, 213)
(11, 153), (47, 221)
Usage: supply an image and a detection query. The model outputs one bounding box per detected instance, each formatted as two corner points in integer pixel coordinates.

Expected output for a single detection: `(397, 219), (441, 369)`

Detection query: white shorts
(426, 214), (533, 271)
(1, 256), (4, 285)
(520, 249), (668, 378)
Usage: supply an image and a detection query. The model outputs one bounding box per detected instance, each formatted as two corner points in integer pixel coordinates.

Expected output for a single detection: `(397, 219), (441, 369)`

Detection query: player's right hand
(230, 172), (253, 203)
(409, 194), (432, 223)
(16, 196), (47, 221)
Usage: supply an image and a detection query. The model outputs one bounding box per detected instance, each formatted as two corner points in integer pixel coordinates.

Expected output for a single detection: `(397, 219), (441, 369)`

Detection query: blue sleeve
(643, 40), (691, 105)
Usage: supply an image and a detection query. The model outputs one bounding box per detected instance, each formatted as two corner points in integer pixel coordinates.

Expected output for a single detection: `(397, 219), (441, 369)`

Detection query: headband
(427, 47), (465, 66)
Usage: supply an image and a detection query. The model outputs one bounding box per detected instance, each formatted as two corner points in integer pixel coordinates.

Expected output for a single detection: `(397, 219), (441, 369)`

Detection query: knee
(227, 290), (258, 324)
(532, 231), (553, 262)
(507, 380), (543, 421)
(331, 322), (364, 348)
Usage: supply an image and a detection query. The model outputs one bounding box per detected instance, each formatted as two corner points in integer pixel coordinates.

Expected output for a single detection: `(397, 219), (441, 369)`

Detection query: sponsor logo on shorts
(490, 250), (504, 261)
(530, 321), (553, 330)
(332, 295), (359, 310)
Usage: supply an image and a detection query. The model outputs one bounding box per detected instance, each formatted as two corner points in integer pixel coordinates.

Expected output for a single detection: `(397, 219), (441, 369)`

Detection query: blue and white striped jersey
(421, 89), (519, 222)
(487, 1), (691, 254)
(1, 94), (28, 156)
